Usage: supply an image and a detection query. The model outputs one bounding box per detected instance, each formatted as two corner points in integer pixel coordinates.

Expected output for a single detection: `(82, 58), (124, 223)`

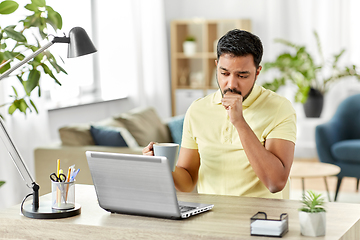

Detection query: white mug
(153, 143), (179, 172)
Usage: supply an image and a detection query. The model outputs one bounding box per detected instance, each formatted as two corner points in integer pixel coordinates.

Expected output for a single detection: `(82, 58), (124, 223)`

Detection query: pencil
(65, 167), (71, 201)
(57, 159), (60, 177)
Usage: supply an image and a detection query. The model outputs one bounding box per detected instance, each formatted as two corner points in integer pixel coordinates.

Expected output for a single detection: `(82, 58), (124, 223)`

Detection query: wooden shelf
(170, 19), (252, 116)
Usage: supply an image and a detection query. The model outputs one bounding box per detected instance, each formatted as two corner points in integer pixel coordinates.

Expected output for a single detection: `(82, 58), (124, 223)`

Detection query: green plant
(185, 36), (196, 42)
(299, 190), (326, 213)
(0, 181), (4, 187)
(262, 31), (360, 103)
(0, 0), (65, 116)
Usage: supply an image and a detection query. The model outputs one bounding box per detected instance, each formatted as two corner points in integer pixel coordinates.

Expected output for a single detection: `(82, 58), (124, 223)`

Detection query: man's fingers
(142, 141), (156, 155)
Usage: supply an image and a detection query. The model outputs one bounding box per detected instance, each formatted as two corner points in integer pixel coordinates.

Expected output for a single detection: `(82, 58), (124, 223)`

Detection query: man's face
(216, 53), (262, 100)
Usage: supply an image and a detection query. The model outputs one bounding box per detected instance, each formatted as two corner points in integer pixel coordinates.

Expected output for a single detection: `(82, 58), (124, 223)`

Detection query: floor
(290, 158), (360, 203)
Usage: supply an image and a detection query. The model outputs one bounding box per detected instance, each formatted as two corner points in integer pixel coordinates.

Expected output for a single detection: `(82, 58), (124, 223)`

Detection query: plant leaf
(19, 99), (29, 113)
(3, 26), (27, 42)
(0, 0), (19, 15)
(32, 0), (46, 7)
(11, 86), (18, 97)
(0, 181), (5, 187)
(25, 69), (41, 95)
(25, 3), (38, 12)
(46, 6), (62, 30)
(30, 99), (38, 114)
(314, 31), (325, 65)
(8, 103), (17, 115)
(41, 63), (61, 85)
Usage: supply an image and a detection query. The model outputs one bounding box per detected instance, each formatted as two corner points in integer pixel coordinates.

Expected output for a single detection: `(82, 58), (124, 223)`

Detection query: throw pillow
(59, 124), (95, 146)
(166, 115), (184, 146)
(90, 125), (139, 148)
(113, 107), (172, 146)
(58, 118), (126, 146)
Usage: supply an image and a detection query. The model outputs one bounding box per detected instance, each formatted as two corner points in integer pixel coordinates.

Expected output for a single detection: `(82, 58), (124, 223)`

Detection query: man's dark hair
(217, 29), (263, 69)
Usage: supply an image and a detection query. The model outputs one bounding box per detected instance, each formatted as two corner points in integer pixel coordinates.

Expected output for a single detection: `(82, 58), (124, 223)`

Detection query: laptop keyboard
(179, 205), (197, 213)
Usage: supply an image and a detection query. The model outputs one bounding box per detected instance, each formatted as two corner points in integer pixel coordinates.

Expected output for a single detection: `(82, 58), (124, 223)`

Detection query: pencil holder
(51, 181), (75, 210)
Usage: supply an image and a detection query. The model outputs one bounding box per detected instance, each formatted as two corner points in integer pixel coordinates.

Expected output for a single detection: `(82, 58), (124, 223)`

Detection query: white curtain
(132, 0), (171, 119)
(96, 0), (171, 119)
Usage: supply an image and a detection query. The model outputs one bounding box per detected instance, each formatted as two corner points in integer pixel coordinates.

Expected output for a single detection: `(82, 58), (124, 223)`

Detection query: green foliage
(185, 36), (196, 42)
(0, 0), (18, 14)
(299, 190), (326, 213)
(0, 0), (66, 115)
(0, 181), (4, 187)
(262, 31), (360, 103)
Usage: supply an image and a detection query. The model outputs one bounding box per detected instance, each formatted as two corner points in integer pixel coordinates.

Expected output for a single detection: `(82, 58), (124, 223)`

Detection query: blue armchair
(315, 94), (360, 201)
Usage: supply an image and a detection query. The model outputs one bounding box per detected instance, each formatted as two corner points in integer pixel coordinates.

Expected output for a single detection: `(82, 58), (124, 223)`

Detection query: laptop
(86, 151), (214, 219)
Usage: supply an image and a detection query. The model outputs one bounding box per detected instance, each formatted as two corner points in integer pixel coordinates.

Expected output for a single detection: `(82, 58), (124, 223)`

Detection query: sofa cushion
(90, 125), (127, 147)
(114, 107), (172, 146)
(331, 139), (360, 164)
(59, 123), (95, 146)
(59, 118), (126, 146)
(90, 125), (139, 148)
(166, 115), (184, 146)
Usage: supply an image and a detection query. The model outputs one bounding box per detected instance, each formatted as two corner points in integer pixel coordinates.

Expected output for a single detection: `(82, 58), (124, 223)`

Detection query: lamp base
(22, 202), (81, 219)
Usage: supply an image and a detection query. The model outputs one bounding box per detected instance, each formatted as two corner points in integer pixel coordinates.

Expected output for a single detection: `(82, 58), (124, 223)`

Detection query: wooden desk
(0, 184), (359, 239)
(290, 161), (341, 201)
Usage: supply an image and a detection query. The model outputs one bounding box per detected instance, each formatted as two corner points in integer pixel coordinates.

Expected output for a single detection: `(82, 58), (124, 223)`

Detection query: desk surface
(290, 161), (341, 178)
(0, 184), (359, 239)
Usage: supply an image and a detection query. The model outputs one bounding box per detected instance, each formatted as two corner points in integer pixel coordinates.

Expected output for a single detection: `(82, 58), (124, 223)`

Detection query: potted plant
(262, 31), (360, 118)
(183, 36), (197, 56)
(298, 190), (326, 237)
(0, 0), (65, 117)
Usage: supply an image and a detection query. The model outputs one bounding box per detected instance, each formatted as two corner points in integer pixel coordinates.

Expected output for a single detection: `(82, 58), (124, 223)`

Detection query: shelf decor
(183, 36), (197, 56)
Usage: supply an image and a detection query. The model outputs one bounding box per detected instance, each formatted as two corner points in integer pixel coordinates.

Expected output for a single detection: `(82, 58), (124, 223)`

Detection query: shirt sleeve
(266, 100), (297, 143)
(180, 104), (199, 149)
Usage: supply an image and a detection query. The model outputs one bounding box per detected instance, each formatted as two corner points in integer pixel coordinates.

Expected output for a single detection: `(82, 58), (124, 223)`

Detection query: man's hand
(221, 91), (244, 124)
(142, 142), (156, 156)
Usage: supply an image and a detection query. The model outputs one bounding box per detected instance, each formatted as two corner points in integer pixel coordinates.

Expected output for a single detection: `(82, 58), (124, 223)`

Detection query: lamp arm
(0, 41), (54, 81)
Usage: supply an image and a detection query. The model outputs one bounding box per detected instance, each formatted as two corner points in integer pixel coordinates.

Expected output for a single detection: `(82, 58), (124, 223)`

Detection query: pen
(70, 168), (80, 182)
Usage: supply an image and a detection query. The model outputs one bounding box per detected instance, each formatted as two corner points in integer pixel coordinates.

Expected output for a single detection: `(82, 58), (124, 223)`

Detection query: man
(143, 29), (296, 199)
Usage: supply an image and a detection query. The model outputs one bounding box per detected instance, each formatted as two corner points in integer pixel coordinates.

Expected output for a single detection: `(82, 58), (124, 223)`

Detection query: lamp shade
(67, 27), (97, 58)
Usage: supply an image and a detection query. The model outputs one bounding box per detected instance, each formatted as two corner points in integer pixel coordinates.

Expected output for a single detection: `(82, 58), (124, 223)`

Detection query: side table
(290, 161), (341, 201)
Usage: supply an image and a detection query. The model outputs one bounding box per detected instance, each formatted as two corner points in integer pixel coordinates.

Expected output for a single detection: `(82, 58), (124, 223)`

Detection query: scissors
(50, 172), (67, 182)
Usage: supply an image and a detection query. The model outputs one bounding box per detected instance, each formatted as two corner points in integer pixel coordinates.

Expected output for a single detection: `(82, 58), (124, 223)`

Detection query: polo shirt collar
(212, 84), (261, 107)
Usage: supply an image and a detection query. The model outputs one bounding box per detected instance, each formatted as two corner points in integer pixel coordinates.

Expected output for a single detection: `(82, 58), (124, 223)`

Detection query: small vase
(183, 41), (196, 56)
(303, 88), (324, 118)
(299, 211), (326, 237)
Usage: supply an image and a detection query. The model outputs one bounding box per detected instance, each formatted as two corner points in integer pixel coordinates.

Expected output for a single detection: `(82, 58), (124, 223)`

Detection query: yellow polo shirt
(181, 84), (297, 198)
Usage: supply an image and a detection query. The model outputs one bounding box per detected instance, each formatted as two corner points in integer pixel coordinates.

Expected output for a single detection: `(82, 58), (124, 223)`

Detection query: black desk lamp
(0, 27), (97, 218)
(0, 27), (97, 80)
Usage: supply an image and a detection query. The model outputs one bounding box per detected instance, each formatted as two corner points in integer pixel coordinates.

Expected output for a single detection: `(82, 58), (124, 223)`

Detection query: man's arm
(172, 147), (200, 192)
(235, 120), (294, 193)
(222, 92), (295, 193)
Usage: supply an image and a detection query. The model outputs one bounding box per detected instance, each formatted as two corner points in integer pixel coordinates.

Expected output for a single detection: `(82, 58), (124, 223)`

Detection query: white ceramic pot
(183, 41), (196, 56)
(298, 211), (326, 237)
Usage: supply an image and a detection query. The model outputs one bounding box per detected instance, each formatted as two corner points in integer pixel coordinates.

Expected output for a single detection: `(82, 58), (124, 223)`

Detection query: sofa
(34, 107), (184, 195)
